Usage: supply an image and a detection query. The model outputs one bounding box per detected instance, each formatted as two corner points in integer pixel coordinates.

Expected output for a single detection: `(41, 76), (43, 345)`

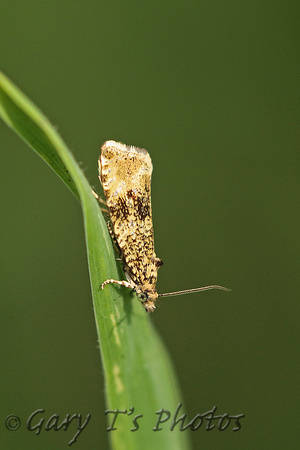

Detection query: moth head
(139, 285), (158, 313)
(142, 300), (156, 313)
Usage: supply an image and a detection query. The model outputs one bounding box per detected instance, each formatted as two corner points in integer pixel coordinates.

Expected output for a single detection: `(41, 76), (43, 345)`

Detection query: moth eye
(155, 258), (163, 267)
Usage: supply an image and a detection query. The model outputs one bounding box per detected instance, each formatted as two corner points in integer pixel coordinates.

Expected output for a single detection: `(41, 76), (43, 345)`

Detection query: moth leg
(92, 189), (107, 204)
(92, 190), (108, 213)
(101, 279), (133, 290)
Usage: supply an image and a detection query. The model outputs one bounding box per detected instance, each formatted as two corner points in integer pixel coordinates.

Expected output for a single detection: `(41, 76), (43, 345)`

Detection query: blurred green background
(1, 1), (299, 449)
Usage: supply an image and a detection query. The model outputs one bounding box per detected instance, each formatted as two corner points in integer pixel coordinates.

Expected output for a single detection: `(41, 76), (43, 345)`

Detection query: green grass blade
(0, 73), (78, 198)
(0, 71), (192, 450)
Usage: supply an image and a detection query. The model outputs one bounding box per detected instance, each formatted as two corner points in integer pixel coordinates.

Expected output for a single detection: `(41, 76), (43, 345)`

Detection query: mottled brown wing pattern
(99, 141), (163, 311)
(98, 140), (230, 313)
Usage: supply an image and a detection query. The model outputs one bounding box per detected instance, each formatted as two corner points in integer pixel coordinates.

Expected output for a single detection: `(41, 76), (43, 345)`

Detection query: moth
(97, 140), (229, 313)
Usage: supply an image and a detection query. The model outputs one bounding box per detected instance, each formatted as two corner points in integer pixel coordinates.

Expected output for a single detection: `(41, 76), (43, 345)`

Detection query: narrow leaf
(0, 71), (192, 450)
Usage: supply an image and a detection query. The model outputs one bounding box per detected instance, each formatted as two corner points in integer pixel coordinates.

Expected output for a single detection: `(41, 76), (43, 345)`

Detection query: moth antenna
(157, 285), (231, 298)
